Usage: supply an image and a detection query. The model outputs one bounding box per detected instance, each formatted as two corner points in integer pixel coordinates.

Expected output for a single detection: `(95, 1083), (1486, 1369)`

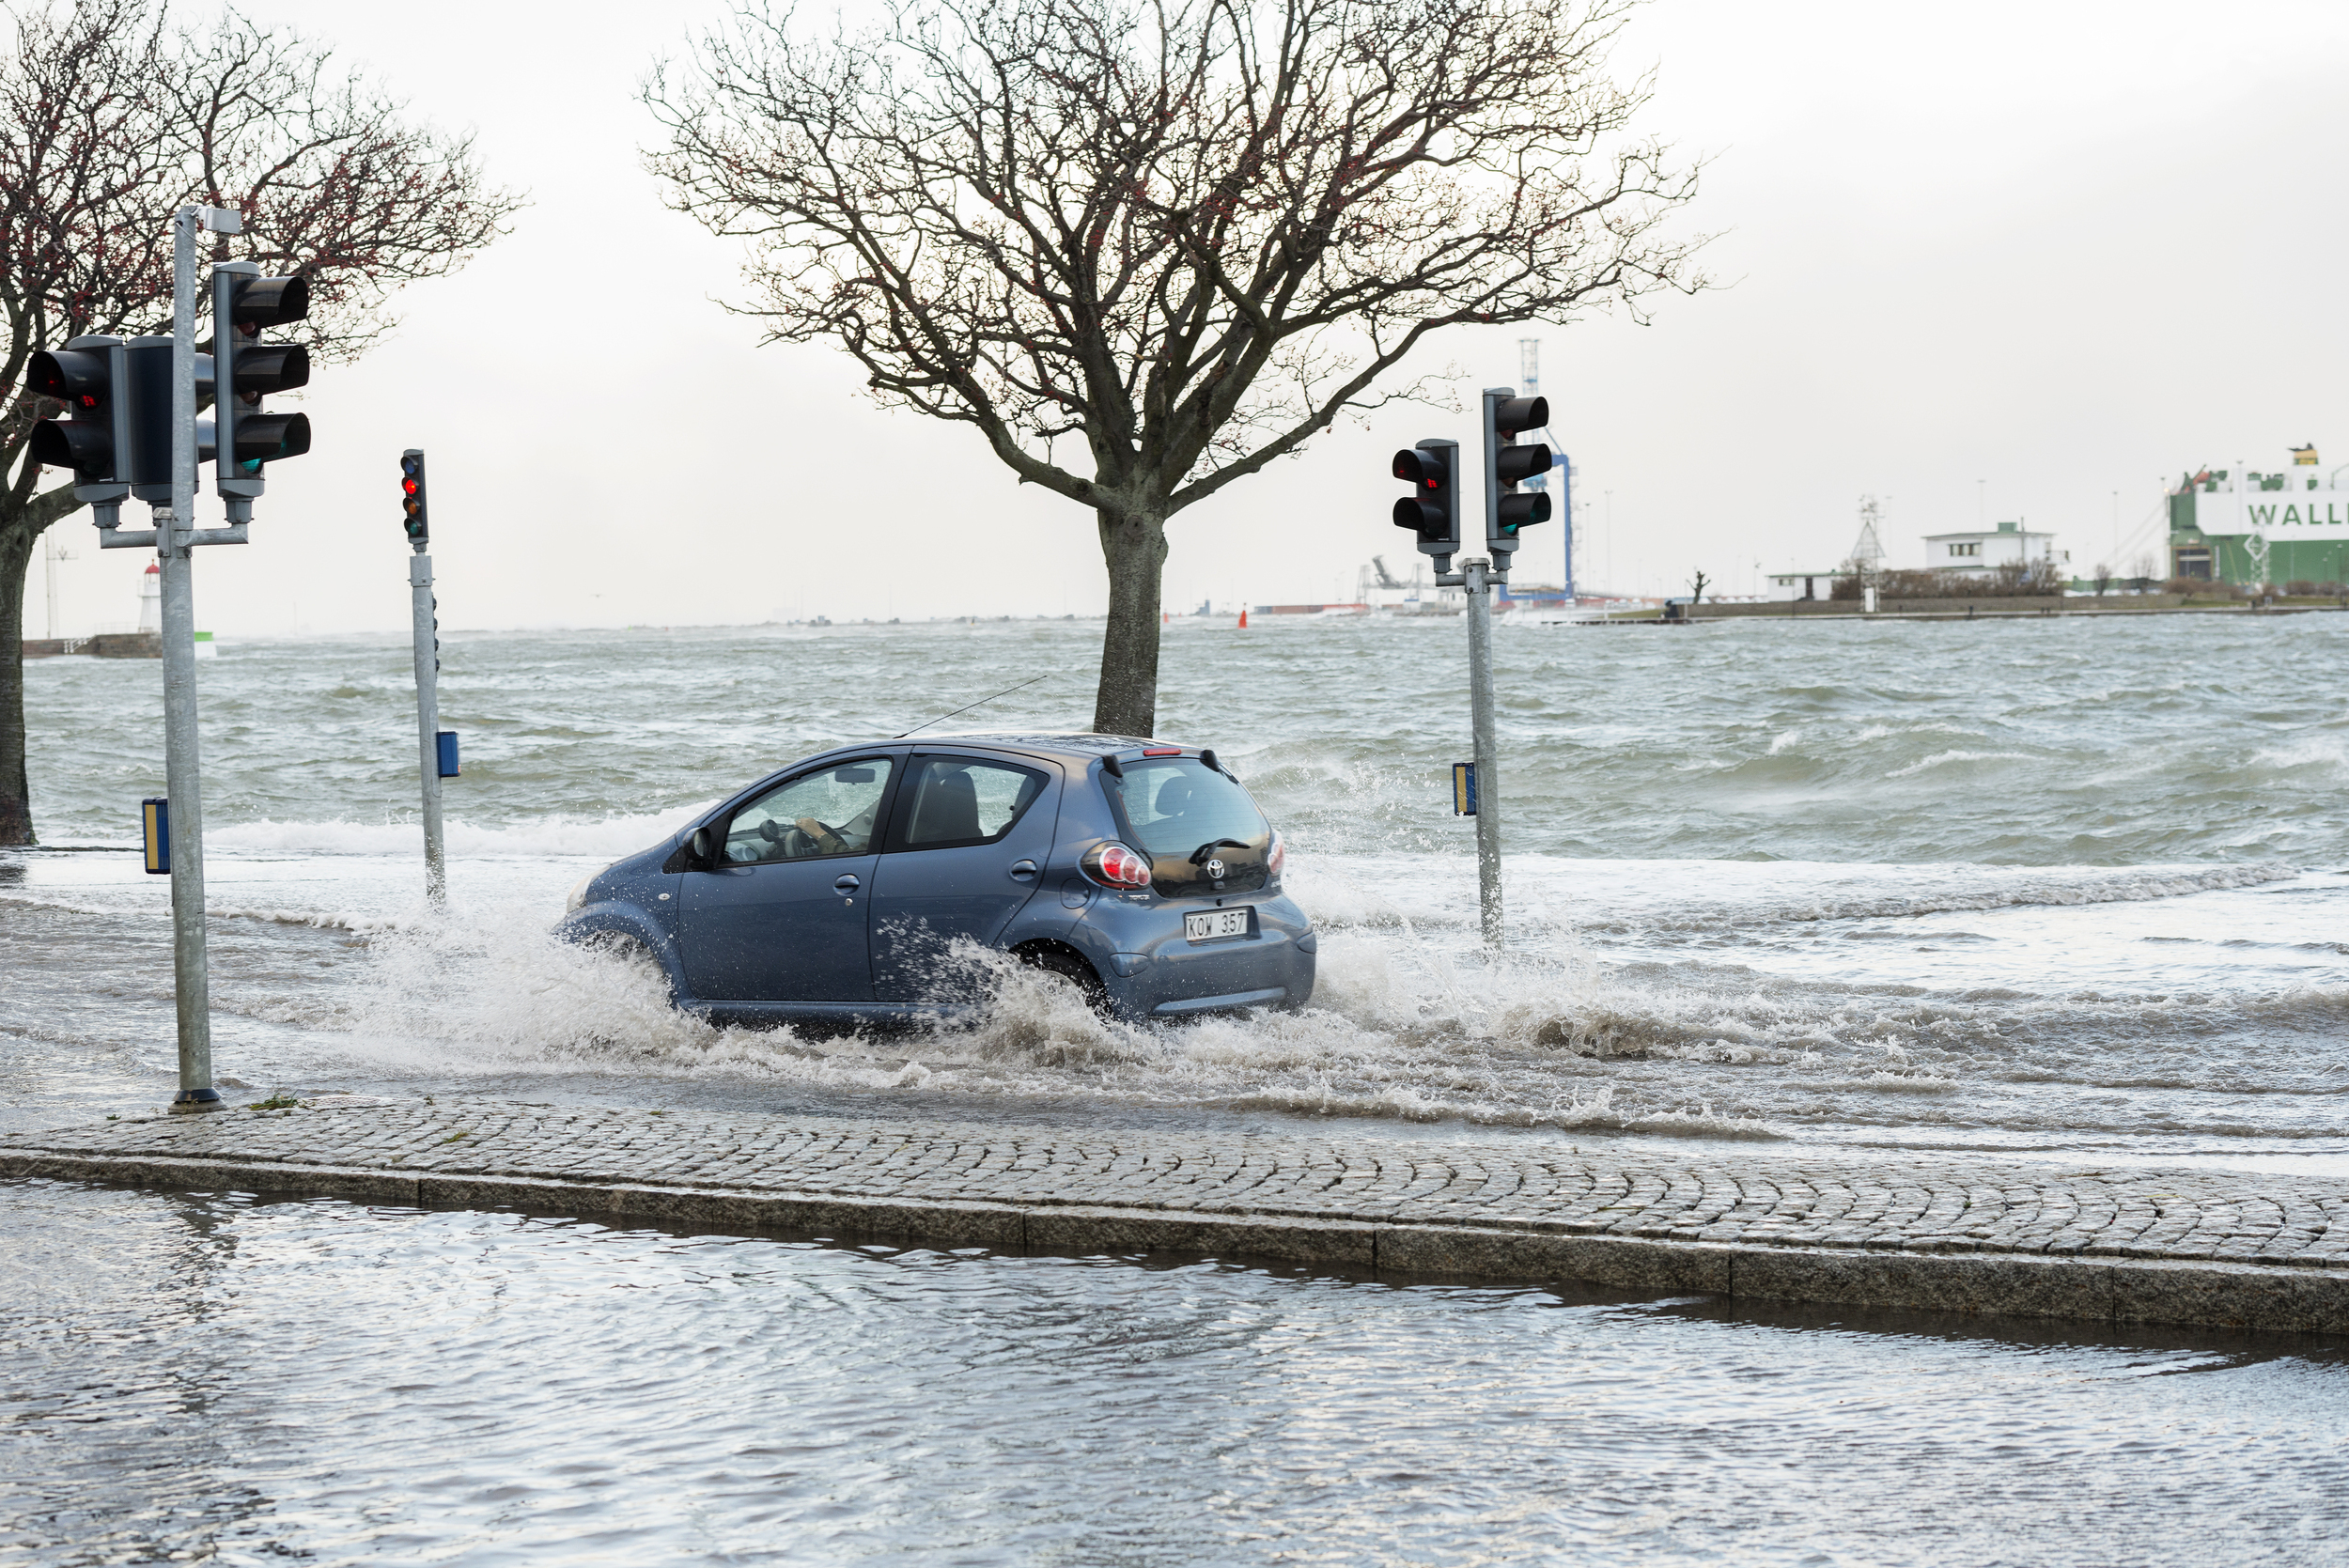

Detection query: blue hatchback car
(557, 734), (1316, 1027)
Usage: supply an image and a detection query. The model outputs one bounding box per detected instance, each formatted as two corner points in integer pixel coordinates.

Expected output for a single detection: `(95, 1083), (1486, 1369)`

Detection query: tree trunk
(0, 515), (40, 846)
(0, 487), (86, 847)
(1091, 501), (1170, 737)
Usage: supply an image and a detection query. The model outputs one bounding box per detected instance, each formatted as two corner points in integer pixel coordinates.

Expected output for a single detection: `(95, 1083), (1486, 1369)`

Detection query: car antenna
(895, 674), (1050, 739)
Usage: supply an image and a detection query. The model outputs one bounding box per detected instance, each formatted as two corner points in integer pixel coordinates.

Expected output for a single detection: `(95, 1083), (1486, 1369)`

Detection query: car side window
(723, 759), (894, 864)
(894, 757), (1046, 851)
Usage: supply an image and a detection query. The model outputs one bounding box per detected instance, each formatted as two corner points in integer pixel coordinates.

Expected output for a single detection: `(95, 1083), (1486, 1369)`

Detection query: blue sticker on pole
(142, 797), (170, 874)
(1452, 762), (1476, 816)
(436, 730), (459, 778)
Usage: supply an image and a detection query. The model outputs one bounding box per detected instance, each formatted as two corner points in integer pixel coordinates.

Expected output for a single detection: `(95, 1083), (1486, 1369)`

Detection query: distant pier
(7, 1100), (2343, 1335)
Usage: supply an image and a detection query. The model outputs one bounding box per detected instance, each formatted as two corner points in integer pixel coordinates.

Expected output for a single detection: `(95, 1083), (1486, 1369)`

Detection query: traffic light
(26, 335), (133, 517)
(211, 262), (311, 505)
(1392, 437), (1461, 566)
(400, 449), (428, 546)
(1482, 388), (1553, 569)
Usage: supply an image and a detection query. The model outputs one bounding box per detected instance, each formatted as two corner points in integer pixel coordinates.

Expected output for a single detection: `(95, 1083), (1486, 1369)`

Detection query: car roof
(704, 734), (1221, 829)
(909, 731), (1195, 760)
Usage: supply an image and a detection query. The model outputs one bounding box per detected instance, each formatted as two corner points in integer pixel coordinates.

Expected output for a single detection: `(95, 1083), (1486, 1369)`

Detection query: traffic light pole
(1396, 399), (1536, 951)
(1461, 557), (1504, 947)
(33, 203), (287, 1111)
(162, 205), (227, 1112)
(410, 548), (445, 902)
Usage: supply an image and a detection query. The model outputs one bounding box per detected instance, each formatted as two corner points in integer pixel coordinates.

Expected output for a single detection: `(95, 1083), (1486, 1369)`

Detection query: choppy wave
(23, 616), (2349, 865)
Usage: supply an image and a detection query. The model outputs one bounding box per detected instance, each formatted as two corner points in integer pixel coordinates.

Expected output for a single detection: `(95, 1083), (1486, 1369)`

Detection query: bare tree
(1688, 567), (1707, 606)
(1, 0), (521, 846)
(646, 0), (1702, 734)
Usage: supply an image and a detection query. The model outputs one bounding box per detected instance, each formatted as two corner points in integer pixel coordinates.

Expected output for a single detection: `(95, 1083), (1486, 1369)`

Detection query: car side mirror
(691, 826), (715, 866)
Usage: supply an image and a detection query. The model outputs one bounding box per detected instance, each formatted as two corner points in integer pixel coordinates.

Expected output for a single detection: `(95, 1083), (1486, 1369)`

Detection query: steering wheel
(796, 815), (850, 855)
(758, 816), (824, 860)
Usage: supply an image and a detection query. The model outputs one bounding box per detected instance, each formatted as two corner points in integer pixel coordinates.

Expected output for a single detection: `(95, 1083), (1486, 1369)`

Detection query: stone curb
(8, 1149), (2342, 1337)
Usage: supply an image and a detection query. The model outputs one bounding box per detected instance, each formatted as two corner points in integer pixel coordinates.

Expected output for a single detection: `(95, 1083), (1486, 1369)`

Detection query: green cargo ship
(2168, 445), (2349, 585)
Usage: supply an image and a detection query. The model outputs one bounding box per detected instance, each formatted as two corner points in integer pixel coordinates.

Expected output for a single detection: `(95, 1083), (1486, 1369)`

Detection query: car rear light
(1082, 841), (1155, 890)
(1266, 831), (1285, 881)
(1142, 748), (1182, 757)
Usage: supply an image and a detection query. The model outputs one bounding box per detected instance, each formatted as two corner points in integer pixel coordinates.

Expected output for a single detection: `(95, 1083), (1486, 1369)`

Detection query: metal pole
(1464, 557), (1502, 947)
(161, 206), (217, 1112)
(411, 551), (444, 901)
(1561, 457), (1574, 603)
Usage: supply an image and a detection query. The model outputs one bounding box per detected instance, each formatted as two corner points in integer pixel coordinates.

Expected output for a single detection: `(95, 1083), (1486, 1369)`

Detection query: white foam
(1885, 749), (2042, 779)
(62, 836), (2319, 1143)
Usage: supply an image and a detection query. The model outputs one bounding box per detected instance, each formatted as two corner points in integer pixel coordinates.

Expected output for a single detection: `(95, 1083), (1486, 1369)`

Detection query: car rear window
(1104, 759), (1268, 857)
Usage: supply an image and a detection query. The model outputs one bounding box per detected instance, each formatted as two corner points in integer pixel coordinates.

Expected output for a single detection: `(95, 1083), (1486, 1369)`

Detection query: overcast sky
(24, 0), (2349, 637)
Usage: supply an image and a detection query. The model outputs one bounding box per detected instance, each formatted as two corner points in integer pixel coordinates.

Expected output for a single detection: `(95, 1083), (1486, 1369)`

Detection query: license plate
(1185, 908), (1250, 942)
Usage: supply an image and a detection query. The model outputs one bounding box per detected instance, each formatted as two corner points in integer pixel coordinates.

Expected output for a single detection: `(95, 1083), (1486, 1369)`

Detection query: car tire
(1019, 946), (1109, 1015)
(588, 931), (676, 1004)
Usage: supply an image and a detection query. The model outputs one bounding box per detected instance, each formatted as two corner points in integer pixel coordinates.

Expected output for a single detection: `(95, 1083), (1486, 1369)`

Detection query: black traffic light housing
(1482, 388), (1553, 571)
(26, 335), (134, 519)
(401, 449), (428, 548)
(1392, 438), (1462, 570)
(212, 262), (311, 509)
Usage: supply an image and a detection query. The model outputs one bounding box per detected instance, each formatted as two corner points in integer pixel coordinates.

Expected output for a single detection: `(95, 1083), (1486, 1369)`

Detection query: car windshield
(1105, 759), (1268, 858)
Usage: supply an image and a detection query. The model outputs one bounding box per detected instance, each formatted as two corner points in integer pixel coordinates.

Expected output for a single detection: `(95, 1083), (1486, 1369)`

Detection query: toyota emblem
(1206, 858), (1225, 880)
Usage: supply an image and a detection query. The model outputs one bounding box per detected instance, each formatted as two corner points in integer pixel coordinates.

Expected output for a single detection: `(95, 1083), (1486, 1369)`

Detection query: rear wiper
(1189, 838), (1252, 865)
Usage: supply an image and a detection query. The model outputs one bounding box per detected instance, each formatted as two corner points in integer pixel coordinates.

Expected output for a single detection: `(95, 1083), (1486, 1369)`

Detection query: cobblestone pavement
(7, 1095), (2345, 1272)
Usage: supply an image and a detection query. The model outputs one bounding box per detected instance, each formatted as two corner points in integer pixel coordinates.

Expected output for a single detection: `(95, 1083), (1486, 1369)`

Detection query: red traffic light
(27, 348), (110, 404)
(1392, 447), (1446, 488)
(400, 448), (428, 544)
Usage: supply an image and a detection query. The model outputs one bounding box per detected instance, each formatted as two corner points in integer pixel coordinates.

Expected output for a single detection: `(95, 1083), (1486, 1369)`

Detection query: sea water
(4, 613), (2345, 1562)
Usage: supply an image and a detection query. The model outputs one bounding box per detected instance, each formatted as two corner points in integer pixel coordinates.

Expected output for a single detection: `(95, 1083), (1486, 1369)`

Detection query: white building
(1921, 521), (2066, 575)
(137, 563), (161, 633)
(1766, 568), (1849, 601)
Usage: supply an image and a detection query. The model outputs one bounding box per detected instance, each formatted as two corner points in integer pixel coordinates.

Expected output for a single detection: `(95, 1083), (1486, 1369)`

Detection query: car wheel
(1018, 946), (1109, 1015)
(588, 932), (675, 1003)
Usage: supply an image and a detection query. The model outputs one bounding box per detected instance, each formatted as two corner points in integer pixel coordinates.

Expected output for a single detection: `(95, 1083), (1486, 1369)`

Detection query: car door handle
(1008, 860), (1038, 880)
(833, 874), (861, 892)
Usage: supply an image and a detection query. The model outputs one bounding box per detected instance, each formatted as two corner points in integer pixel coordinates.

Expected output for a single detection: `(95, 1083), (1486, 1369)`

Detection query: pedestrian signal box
(142, 797), (170, 874)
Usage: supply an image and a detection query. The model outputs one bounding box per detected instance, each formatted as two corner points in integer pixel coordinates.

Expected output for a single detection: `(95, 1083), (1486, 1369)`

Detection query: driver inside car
(740, 804), (876, 861)
(726, 768), (888, 864)
(793, 815), (851, 854)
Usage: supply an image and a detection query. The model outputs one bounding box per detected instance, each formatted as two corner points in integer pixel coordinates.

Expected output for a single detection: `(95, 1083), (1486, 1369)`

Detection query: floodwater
(5, 1181), (2344, 1566)
(5, 613), (2348, 1561)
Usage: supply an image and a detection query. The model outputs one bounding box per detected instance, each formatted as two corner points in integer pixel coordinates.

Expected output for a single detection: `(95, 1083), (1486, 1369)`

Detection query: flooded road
(6, 1179), (2343, 1566)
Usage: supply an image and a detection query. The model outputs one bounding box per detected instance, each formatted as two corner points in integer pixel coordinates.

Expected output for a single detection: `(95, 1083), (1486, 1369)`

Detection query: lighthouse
(138, 563), (161, 633)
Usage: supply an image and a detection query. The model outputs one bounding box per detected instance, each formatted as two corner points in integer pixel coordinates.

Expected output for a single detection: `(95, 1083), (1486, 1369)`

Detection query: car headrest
(911, 768), (982, 843)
